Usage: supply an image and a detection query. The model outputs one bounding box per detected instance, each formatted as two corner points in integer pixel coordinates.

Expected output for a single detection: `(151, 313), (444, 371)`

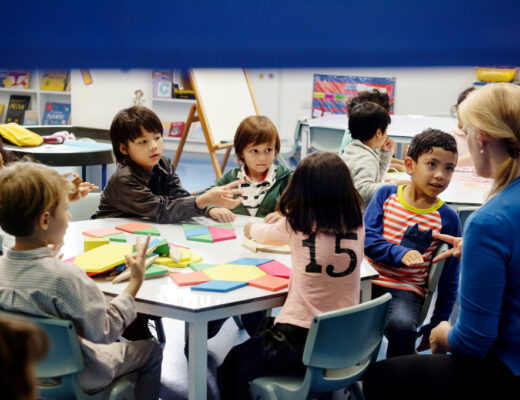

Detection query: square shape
(83, 227), (122, 238)
(116, 222), (155, 233)
(204, 264), (266, 282)
(249, 275), (289, 291)
(169, 271), (210, 286)
(257, 260), (291, 279)
(191, 280), (247, 293)
(228, 257), (273, 266)
(208, 226), (236, 242)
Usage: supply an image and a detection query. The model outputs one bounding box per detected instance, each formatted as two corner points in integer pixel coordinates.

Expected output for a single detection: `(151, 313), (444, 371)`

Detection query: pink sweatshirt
(250, 218), (364, 329)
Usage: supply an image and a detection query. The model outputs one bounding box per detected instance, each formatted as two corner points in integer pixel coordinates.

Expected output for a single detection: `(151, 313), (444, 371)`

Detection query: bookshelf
(0, 70), (71, 125)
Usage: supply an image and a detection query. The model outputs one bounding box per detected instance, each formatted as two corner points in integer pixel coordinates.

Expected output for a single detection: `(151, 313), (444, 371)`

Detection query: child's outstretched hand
(264, 211), (282, 224)
(124, 235), (151, 298)
(64, 172), (99, 201)
(243, 220), (255, 240)
(401, 250), (424, 266)
(209, 207), (236, 223)
(432, 232), (463, 262)
(195, 179), (244, 210)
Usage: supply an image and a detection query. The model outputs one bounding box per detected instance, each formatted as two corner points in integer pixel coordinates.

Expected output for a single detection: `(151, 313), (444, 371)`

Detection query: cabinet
(0, 70), (71, 125)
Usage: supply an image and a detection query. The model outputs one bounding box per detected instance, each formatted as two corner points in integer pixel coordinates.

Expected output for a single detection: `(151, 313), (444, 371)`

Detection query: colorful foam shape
(154, 250), (202, 268)
(187, 233), (213, 243)
(84, 237), (109, 252)
(145, 264), (169, 278)
(74, 243), (133, 274)
(169, 242), (189, 249)
(116, 222), (155, 233)
(83, 227), (122, 238)
(208, 226), (236, 242)
(257, 260), (291, 279)
(191, 280), (247, 293)
(248, 275), (289, 291)
(182, 223), (203, 231)
(134, 226), (161, 236)
(184, 226), (210, 238)
(204, 264), (266, 282)
(169, 271), (210, 286)
(105, 233), (127, 242)
(214, 223), (233, 228)
(189, 263), (219, 271)
(152, 238), (170, 255)
(228, 257), (273, 266)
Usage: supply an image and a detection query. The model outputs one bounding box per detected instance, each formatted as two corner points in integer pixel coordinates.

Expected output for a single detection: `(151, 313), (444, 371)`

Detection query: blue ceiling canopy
(2, 0), (519, 68)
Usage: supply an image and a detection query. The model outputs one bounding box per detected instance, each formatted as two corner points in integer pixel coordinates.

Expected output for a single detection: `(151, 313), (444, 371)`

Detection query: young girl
(204, 115), (292, 223)
(217, 152), (365, 399)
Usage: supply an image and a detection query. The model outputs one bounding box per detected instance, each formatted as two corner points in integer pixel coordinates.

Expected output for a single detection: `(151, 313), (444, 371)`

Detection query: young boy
(0, 162), (163, 399)
(96, 105), (243, 222)
(363, 129), (461, 358)
(342, 102), (407, 208)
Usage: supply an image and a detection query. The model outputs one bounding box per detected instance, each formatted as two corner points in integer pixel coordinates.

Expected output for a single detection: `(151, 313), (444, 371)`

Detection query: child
(342, 102), (408, 208)
(0, 315), (49, 400)
(0, 162), (163, 399)
(96, 105), (244, 222)
(203, 115), (292, 223)
(364, 128), (461, 358)
(450, 87), (476, 167)
(217, 152), (365, 399)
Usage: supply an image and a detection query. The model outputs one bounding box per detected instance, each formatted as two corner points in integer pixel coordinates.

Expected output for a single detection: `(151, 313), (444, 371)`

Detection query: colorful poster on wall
(312, 74), (396, 118)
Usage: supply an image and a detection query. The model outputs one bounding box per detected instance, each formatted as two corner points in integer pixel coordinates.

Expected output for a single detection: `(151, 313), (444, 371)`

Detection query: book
(42, 102), (71, 125)
(162, 121), (172, 136)
(5, 95), (31, 124)
(23, 110), (38, 126)
(2, 71), (30, 89)
(169, 121), (185, 137)
(152, 70), (172, 98)
(40, 70), (69, 91)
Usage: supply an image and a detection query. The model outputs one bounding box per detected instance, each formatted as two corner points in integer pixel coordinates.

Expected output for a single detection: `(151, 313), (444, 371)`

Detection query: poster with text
(312, 74), (396, 118)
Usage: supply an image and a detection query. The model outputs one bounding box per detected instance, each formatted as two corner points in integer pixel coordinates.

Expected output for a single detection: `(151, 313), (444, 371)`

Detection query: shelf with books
(152, 97), (196, 104)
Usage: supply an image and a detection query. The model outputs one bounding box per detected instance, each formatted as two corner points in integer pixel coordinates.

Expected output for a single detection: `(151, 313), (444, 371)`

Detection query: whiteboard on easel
(190, 69), (258, 144)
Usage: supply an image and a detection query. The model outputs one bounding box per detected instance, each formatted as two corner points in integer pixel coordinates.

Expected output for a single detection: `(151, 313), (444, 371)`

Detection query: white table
(62, 215), (378, 400)
(300, 114), (458, 158)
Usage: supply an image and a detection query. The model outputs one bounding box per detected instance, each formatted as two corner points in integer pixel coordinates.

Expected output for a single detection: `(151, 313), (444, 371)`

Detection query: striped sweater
(364, 185), (460, 327)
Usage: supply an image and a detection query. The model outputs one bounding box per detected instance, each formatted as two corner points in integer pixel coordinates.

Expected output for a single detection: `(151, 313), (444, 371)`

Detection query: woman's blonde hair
(458, 83), (520, 197)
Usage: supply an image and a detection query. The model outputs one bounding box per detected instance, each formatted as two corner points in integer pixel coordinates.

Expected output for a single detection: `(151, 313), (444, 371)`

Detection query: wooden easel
(172, 69), (259, 179)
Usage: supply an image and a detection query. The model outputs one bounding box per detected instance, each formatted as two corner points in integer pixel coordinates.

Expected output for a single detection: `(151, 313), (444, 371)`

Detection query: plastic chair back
(308, 126), (345, 153)
(68, 192), (101, 221)
(278, 118), (306, 168)
(417, 243), (450, 326)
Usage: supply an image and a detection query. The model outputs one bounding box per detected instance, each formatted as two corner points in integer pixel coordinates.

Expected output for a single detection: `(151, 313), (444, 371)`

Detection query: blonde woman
(363, 83), (520, 400)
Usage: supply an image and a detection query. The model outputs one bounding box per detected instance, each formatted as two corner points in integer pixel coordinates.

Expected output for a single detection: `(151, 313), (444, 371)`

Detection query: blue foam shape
(113, 264), (125, 272)
(149, 238), (161, 247)
(184, 226), (210, 238)
(228, 257), (274, 266)
(191, 280), (247, 293)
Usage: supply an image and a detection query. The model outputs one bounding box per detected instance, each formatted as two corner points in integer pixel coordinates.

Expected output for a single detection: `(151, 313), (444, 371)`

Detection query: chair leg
(349, 381), (365, 400)
(233, 315), (244, 329)
(151, 317), (166, 345)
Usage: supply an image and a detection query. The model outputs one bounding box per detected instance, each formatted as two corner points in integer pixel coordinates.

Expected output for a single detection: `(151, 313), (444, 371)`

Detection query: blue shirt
(449, 177), (520, 376)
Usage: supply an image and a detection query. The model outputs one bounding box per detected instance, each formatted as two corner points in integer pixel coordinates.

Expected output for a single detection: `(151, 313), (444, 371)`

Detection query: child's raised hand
(64, 172), (99, 201)
(209, 207), (236, 223)
(264, 211), (282, 224)
(195, 179), (244, 210)
(123, 235), (151, 298)
(432, 232), (463, 261)
(381, 137), (396, 153)
(401, 250), (424, 266)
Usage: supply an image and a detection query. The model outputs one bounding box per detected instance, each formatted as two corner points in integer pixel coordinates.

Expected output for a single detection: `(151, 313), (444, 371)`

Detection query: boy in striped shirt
(364, 128), (461, 358)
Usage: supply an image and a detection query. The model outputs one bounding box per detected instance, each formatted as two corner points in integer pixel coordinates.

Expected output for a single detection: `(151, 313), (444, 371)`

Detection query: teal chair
(0, 310), (136, 400)
(249, 293), (392, 400)
(308, 125), (346, 153)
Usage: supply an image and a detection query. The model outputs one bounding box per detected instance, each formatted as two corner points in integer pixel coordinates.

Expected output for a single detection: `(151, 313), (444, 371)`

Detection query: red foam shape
(169, 271), (210, 286)
(116, 222), (154, 233)
(258, 260), (291, 279)
(83, 227), (122, 238)
(208, 226), (236, 242)
(248, 275), (289, 291)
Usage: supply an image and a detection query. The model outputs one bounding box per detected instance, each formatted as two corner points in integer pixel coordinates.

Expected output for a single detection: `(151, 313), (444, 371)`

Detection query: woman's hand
(430, 321), (452, 354)
(432, 232), (463, 262)
(208, 207), (236, 223)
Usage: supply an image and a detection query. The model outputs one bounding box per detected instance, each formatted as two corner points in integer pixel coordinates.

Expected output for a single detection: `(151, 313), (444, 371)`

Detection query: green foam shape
(189, 263), (219, 271)
(214, 223), (233, 228)
(134, 226), (161, 236)
(182, 223), (202, 231)
(154, 238), (170, 255)
(187, 233), (213, 243)
(105, 233), (127, 242)
(145, 264), (169, 277)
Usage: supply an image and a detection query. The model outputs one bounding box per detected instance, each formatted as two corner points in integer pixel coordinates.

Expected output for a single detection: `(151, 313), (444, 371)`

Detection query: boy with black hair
(364, 128), (461, 358)
(342, 102), (407, 208)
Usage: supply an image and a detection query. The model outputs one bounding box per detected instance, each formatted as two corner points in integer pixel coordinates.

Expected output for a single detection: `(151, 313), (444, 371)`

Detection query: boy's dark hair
(110, 106), (163, 163)
(407, 128), (458, 161)
(348, 102), (391, 142)
(451, 87), (476, 115)
(0, 138), (19, 166)
(278, 152), (363, 235)
(234, 115), (280, 164)
(0, 315), (49, 400)
(347, 89), (392, 116)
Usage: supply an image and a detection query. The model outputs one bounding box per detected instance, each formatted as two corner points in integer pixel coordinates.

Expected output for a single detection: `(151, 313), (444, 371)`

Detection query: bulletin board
(311, 74), (396, 118)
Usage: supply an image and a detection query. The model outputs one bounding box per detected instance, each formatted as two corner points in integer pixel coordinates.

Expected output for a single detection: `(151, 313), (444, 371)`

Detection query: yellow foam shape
(84, 237), (109, 252)
(154, 250), (203, 268)
(74, 244), (133, 274)
(204, 264), (267, 282)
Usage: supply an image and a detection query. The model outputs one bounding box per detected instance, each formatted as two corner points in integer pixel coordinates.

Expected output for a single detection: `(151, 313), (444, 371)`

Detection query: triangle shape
(134, 226), (161, 236)
(187, 233), (213, 243)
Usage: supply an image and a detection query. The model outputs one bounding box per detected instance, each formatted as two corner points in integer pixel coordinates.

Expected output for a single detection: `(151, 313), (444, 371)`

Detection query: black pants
(217, 318), (308, 400)
(363, 353), (520, 400)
